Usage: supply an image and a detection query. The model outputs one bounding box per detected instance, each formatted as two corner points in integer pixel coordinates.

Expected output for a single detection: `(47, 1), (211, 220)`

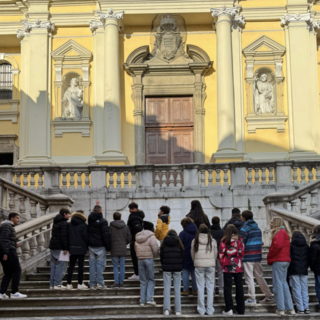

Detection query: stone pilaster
(17, 19), (55, 165)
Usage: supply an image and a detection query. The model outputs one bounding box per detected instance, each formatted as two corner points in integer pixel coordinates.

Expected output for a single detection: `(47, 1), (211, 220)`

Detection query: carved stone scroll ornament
(17, 19), (55, 40)
(97, 8), (124, 22)
(210, 6), (239, 18)
(148, 15), (192, 64)
(281, 13), (320, 32)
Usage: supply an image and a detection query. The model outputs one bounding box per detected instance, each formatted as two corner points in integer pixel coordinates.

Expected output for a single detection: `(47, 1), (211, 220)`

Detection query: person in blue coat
(179, 217), (198, 296)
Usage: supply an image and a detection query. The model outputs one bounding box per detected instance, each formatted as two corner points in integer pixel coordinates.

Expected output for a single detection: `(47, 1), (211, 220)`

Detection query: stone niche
(243, 36), (288, 133)
(51, 40), (92, 137)
(123, 14), (213, 164)
(0, 135), (19, 164)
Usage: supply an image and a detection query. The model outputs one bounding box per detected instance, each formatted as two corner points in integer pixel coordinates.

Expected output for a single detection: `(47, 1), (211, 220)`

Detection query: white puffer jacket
(135, 230), (159, 260)
(191, 233), (217, 268)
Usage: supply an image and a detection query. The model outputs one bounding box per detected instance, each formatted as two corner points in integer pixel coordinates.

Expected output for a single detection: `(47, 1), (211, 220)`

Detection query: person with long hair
(187, 200), (210, 229)
(160, 230), (184, 316)
(309, 225), (320, 312)
(191, 224), (217, 316)
(219, 224), (245, 315)
(288, 230), (309, 314)
(267, 217), (294, 315)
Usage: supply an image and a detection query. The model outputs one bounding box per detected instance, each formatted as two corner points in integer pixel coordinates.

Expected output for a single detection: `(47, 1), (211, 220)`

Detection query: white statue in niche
(254, 74), (275, 114)
(61, 78), (83, 120)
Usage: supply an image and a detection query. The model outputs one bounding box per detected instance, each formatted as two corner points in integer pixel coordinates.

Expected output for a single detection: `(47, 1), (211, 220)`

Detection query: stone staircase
(0, 247), (319, 319)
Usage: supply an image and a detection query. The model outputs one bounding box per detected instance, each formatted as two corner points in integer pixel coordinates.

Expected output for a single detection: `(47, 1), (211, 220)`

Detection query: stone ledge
(52, 118), (91, 137)
(246, 115), (288, 133)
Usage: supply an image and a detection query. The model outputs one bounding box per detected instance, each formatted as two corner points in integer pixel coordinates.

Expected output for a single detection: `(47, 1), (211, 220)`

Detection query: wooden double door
(145, 97), (194, 164)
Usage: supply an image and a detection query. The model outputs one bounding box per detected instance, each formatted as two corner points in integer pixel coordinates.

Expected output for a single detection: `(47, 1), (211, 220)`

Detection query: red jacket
(267, 228), (291, 265)
(219, 239), (245, 273)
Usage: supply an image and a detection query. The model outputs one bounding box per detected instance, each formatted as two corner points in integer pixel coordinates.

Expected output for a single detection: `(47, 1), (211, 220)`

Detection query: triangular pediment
(51, 40), (92, 60)
(243, 36), (286, 57)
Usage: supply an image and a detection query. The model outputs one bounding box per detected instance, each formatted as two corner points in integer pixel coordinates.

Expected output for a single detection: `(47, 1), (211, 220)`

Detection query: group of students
(1, 201), (320, 317)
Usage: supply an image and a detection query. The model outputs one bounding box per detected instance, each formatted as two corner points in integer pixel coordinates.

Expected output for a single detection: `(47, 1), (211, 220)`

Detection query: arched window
(0, 62), (13, 100)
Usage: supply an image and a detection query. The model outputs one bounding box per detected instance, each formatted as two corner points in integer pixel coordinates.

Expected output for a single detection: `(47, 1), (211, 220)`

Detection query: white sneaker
(77, 283), (89, 290)
(222, 310), (233, 316)
(90, 285), (96, 290)
(49, 286), (53, 290)
(176, 312), (182, 316)
(96, 284), (105, 290)
(276, 310), (285, 315)
(245, 299), (257, 306)
(286, 310), (296, 315)
(146, 301), (156, 306)
(164, 310), (170, 316)
(128, 274), (139, 280)
(66, 284), (73, 290)
(53, 285), (66, 290)
(0, 293), (9, 300)
(10, 292), (27, 299)
(140, 303), (145, 307)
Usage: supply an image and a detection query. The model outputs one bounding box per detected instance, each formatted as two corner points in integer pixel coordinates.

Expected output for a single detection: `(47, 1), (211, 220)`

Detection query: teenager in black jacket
(49, 208), (71, 290)
(88, 204), (111, 290)
(288, 231), (310, 314)
(0, 213), (27, 299)
(223, 208), (244, 234)
(127, 202), (144, 280)
(309, 225), (320, 312)
(160, 230), (184, 316)
(210, 216), (225, 295)
(67, 211), (88, 290)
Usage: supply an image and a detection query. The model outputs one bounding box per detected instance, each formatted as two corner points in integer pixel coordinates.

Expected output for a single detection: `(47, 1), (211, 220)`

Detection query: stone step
(1, 293), (319, 308)
(0, 302), (320, 318)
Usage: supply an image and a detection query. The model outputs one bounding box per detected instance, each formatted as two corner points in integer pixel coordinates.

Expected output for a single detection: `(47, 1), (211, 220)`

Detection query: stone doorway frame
(124, 45), (212, 165)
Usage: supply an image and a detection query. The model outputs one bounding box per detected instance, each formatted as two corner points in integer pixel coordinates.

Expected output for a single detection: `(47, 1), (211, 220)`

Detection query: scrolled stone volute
(186, 45), (211, 63)
(125, 45), (150, 64)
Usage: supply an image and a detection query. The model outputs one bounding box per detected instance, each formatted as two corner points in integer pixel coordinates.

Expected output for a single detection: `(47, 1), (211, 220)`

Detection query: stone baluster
(109, 171), (115, 189)
(154, 170), (160, 188)
(301, 166), (307, 184)
(8, 191), (16, 211)
(208, 169), (214, 187)
(131, 170), (137, 189)
(176, 169), (182, 188)
(223, 169), (229, 186)
(16, 245), (22, 261)
(15, 172), (21, 186)
(40, 204), (47, 216)
(292, 166), (298, 185)
(18, 195), (27, 219)
(76, 172), (82, 189)
(300, 195), (308, 215)
(216, 169), (221, 186)
(29, 236), (38, 256)
(261, 167), (267, 185)
(254, 168), (260, 185)
(29, 199), (38, 219)
(84, 172), (90, 189)
(290, 199), (297, 213)
(247, 168), (253, 186)
(69, 172), (75, 189)
(22, 173), (28, 188)
(21, 239), (30, 260)
(200, 169), (206, 187)
(29, 172), (35, 190)
(311, 189), (318, 214)
(116, 172), (122, 189)
(38, 172), (43, 189)
(316, 166), (320, 181)
(61, 171), (67, 190)
(169, 170), (175, 188)
(37, 232), (46, 251)
(268, 167), (275, 184)
(161, 170), (168, 188)
(123, 171), (129, 189)
(308, 166), (314, 183)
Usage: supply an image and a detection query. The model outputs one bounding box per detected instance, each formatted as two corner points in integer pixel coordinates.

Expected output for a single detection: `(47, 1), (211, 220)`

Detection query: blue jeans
(315, 275), (320, 308)
(163, 271), (181, 313)
(138, 259), (155, 304)
(272, 262), (293, 311)
(50, 250), (68, 287)
(111, 256), (126, 284)
(182, 269), (197, 291)
(289, 275), (309, 311)
(195, 267), (215, 316)
(89, 247), (106, 287)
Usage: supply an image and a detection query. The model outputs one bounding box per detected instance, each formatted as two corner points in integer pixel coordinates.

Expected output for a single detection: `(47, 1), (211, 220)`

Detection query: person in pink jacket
(135, 221), (159, 307)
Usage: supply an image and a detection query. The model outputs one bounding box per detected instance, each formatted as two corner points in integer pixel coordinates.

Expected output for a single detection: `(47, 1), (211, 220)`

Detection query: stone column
(281, 13), (320, 159)
(17, 19), (54, 165)
(210, 7), (246, 162)
(96, 9), (127, 164)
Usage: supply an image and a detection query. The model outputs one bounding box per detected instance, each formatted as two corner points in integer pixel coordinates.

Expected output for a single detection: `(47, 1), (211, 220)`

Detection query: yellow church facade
(0, 0), (320, 166)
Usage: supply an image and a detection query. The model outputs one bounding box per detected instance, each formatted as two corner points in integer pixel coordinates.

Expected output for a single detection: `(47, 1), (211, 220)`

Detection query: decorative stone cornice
(97, 8), (124, 22)
(281, 13), (320, 33)
(210, 6), (239, 18)
(17, 19), (55, 40)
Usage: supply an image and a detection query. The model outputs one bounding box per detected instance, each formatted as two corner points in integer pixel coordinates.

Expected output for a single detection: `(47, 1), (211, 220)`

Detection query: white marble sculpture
(62, 78), (83, 120)
(254, 74), (275, 114)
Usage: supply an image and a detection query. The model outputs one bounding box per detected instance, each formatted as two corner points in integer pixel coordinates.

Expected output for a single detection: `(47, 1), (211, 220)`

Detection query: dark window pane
(0, 63), (13, 100)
